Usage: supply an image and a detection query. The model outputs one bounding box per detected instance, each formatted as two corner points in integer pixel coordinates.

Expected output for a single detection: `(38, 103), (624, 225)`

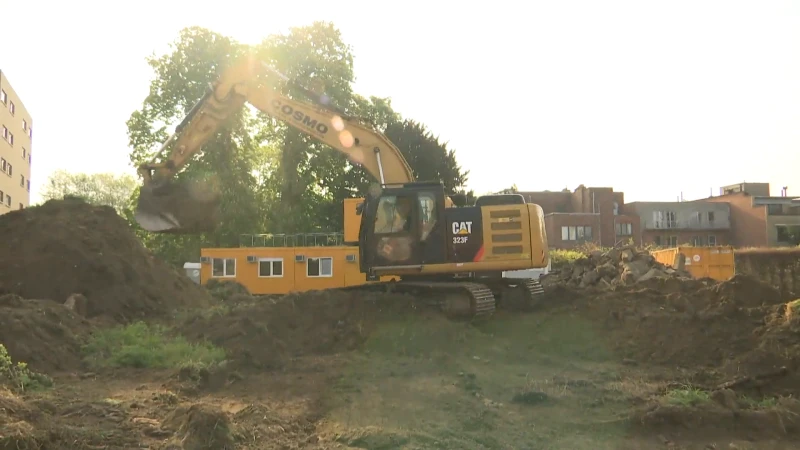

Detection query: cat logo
(452, 221), (473, 235)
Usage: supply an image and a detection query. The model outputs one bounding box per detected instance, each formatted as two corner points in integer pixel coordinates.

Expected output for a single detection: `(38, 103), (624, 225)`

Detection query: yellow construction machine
(135, 56), (551, 317)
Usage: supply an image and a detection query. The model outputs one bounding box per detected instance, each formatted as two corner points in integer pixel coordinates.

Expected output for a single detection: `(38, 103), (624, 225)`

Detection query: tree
(126, 27), (268, 264)
(125, 23), (474, 265)
(40, 170), (137, 215)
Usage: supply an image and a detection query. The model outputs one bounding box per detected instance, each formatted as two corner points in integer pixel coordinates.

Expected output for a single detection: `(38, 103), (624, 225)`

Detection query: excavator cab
(358, 182), (448, 279)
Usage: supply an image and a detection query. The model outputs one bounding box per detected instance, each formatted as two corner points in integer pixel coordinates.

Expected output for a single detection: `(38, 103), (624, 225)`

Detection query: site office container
(650, 246), (735, 281)
(199, 246), (396, 295)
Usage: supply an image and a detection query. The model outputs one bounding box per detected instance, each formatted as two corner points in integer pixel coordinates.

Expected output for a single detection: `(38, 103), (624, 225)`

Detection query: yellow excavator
(135, 56), (550, 317)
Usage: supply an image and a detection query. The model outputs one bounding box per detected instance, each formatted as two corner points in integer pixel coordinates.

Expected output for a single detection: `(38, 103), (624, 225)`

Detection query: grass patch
(663, 387), (710, 406)
(82, 322), (225, 369)
(0, 344), (53, 392)
(742, 396), (780, 409)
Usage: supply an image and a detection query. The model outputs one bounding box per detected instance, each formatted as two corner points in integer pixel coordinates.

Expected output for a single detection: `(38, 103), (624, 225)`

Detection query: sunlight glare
(339, 130), (356, 149)
(331, 115), (345, 131)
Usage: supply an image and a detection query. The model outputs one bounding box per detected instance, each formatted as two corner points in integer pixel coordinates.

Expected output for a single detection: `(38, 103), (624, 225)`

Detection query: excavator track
(521, 278), (546, 310)
(486, 277), (547, 312)
(341, 280), (496, 318)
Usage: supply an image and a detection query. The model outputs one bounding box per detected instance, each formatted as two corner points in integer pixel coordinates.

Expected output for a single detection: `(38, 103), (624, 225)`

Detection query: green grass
(324, 312), (629, 449)
(663, 387), (710, 406)
(82, 322), (226, 369)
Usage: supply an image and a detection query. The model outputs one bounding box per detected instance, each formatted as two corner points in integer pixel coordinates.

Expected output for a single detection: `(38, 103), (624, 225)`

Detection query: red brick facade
(516, 182), (790, 250)
(519, 185), (642, 249)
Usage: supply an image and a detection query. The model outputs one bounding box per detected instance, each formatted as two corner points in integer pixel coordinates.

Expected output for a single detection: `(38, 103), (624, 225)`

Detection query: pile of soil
(180, 289), (426, 369)
(563, 273), (800, 396)
(0, 294), (89, 372)
(0, 198), (211, 322)
(543, 246), (693, 290)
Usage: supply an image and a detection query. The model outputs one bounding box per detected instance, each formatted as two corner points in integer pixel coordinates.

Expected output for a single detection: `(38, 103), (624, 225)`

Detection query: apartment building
(508, 181), (797, 249)
(700, 182), (800, 247)
(516, 185), (640, 249)
(0, 70), (32, 214)
(625, 201), (732, 247)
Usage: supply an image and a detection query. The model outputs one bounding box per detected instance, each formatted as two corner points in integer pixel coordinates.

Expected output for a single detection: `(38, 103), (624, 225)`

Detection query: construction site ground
(2, 199), (800, 450)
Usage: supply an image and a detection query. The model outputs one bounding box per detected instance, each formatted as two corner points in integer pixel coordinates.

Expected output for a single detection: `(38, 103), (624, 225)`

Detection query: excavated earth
(0, 198), (211, 321)
(3, 199), (800, 448)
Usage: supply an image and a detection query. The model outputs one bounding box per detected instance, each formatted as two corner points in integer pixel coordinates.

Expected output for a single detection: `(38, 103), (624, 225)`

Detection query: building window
(21, 148), (26, 159)
(561, 226), (593, 241)
(776, 225), (800, 246)
(27, 153), (31, 164)
(691, 236), (705, 246)
(19, 175), (24, 187)
(6, 195), (11, 207)
(0, 191), (4, 203)
(667, 236), (678, 246)
(26, 180), (30, 192)
(708, 235), (717, 246)
(0, 158), (6, 172)
(8, 101), (14, 115)
(22, 119), (27, 131)
(211, 257), (236, 278)
(7, 133), (12, 146)
(307, 257), (333, 277)
(258, 258), (283, 277)
(707, 211), (715, 223)
(1, 126), (6, 140)
(7, 164), (12, 176)
(18, 203), (23, 210)
(613, 202), (619, 215)
(0, 90), (6, 104)
(652, 211), (677, 228)
(615, 222), (632, 236)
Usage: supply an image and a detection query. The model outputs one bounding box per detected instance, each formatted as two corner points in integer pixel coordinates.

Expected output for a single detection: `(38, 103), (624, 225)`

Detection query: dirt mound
(562, 272), (800, 396)
(703, 273), (788, 309)
(543, 246), (692, 290)
(180, 289), (426, 369)
(0, 294), (89, 372)
(0, 198), (211, 322)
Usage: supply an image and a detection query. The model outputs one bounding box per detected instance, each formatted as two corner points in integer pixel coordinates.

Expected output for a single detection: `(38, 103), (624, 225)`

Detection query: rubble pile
(543, 246), (693, 289)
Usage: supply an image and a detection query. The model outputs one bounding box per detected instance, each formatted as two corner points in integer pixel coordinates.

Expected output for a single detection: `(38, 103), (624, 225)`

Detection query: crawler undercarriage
(340, 275), (546, 319)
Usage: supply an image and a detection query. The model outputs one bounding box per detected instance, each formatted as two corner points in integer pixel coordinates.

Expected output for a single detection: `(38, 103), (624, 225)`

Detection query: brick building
(515, 185), (640, 249)
(697, 182), (800, 247)
(512, 181), (799, 249)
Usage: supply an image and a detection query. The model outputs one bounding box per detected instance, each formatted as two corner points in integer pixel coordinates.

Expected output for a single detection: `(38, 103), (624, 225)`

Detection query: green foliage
(125, 22), (472, 264)
(549, 249), (587, 269)
(39, 170), (138, 215)
(0, 344), (53, 392)
(82, 322), (225, 369)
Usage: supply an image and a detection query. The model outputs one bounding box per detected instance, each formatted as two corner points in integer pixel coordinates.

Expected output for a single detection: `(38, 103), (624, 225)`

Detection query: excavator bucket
(135, 178), (222, 234)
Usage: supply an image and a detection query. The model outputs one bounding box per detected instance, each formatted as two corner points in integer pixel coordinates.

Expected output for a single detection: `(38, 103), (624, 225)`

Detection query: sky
(2, 0), (798, 204)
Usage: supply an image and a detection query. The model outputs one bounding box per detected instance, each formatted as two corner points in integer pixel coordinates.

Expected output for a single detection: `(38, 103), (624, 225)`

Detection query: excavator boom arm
(138, 59), (415, 186)
(134, 58), (457, 234)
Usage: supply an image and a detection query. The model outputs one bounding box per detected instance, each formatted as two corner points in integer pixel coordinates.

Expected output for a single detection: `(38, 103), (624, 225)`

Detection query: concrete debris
(542, 246), (692, 290)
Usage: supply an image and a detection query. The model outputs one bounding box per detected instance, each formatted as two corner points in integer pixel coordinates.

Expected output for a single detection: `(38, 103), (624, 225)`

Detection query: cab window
(418, 192), (437, 240)
(374, 195), (413, 234)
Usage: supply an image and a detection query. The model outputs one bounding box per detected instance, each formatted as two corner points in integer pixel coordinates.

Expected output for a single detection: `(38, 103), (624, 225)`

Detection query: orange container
(650, 246), (735, 281)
